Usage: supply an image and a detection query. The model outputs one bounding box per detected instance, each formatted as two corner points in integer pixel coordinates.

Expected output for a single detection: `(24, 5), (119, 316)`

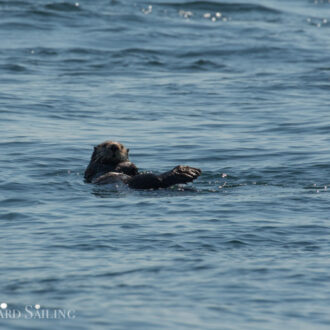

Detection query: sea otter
(84, 141), (201, 189)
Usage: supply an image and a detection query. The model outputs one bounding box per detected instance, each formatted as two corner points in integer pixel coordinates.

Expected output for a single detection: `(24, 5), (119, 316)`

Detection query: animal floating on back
(84, 141), (201, 189)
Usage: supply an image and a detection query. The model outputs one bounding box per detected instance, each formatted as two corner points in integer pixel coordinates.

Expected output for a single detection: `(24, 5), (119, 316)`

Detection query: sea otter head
(91, 141), (129, 165)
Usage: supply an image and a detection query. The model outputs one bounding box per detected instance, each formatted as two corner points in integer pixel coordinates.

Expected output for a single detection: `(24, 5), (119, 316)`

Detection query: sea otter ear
(94, 146), (97, 151)
(91, 146), (98, 161)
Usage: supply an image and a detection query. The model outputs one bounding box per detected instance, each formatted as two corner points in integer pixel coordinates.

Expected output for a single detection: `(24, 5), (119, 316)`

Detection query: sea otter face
(93, 141), (129, 165)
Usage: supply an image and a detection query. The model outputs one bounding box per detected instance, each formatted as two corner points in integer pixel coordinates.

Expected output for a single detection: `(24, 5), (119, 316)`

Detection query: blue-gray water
(1, 0), (330, 329)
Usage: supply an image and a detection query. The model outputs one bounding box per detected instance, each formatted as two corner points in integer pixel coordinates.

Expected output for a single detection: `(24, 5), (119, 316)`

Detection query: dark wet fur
(85, 141), (201, 190)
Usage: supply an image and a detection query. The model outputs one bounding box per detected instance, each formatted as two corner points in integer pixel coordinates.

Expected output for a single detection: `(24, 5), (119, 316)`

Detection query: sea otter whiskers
(84, 141), (201, 189)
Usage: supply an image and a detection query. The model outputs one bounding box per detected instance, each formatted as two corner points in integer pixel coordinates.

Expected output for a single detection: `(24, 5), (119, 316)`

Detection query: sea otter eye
(111, 144), (119, 152)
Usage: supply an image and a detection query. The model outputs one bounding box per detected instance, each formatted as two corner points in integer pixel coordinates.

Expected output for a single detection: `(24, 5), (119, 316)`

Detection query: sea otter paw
(170, 165), (202, 183)
(92, 172), (130, 185)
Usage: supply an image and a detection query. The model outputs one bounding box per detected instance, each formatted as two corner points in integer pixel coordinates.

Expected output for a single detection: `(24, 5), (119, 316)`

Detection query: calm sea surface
(1, 0), (330, 329)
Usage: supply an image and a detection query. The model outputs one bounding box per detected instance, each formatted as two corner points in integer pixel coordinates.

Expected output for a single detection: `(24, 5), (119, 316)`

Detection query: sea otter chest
(90, 161), (138, 181)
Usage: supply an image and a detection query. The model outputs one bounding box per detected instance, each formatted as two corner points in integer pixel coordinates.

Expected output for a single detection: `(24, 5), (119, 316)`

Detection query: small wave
(282, 241), (320, 251)
(0, 212), (30, 221)
(17, 3), (85, 20)
(0, 22), (50, 31)
(96, 266), (163, 278)
(225, 239), (248, 246)
(66, 47), (106, 55)
(34, 47), (58, 56)
(178, 46), (283, 58)
(146, 60), (165, 67)
(87, 26), (128, 33)
(158, 1), (280, 14)
(0, 0), (28, 7)
(0, 140), (37, 147)
(45, 2), (81, 12)
(183, 59), (225, 71)
(112, 48), (161, 57)
(63, 58), (89, 64)
(0, 64), (27, 72)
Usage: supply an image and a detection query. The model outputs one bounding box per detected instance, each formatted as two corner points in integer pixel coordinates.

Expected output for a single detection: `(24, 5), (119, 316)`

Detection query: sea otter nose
(111, 145), (119, 152)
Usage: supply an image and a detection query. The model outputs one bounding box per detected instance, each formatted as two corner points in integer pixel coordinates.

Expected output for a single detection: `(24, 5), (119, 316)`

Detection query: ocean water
(1, 0), (330, 328)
